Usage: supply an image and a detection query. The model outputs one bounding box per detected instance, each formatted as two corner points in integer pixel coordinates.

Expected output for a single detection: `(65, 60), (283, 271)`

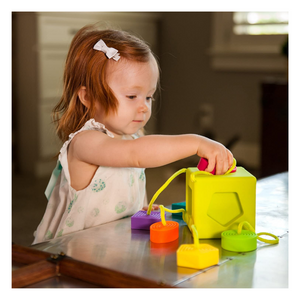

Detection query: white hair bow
(93, 39), (120, 61)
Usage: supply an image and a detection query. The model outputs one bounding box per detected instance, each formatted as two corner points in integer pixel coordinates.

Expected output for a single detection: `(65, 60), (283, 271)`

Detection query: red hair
(53, 24), (157, 142)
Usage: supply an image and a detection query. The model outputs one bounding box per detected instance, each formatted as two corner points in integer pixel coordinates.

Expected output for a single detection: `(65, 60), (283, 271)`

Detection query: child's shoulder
(68, 129), (110, 162)
(72, 129), (108, 145)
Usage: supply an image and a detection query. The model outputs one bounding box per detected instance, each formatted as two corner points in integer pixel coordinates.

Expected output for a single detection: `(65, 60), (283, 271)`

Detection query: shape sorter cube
(183, 167), (256, 239)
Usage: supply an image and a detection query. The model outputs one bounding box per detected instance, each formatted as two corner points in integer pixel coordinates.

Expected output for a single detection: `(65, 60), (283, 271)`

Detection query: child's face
(94, 55), (159, 138)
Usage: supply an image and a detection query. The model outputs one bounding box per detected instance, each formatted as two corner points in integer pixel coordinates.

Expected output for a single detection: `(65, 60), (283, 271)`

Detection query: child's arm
(70, 131), (233, 175)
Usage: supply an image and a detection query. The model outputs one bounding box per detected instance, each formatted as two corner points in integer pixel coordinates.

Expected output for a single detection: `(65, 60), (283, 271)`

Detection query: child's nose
(139, 101), (149, 113)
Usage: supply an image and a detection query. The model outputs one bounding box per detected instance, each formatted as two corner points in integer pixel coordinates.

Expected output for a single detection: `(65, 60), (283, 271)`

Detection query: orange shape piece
(150, 221), (179, 243)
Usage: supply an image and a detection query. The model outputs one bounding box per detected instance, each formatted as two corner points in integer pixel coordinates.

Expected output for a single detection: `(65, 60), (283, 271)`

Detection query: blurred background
(12, 12), (288, 246)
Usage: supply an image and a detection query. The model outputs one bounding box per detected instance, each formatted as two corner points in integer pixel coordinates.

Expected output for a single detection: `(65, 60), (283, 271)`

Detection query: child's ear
(78, 86), (90, 108)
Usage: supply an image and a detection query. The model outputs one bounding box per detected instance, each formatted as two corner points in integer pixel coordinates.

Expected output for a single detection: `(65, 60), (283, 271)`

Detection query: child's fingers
(228, 150), (234, 167)
(203, 148), (233, 175)
(151, 204), (160, 210)
(205, 157), (216, 173)
(142, 204), (160, 211)
(215, 150), (233, 175)
(215, 157), (227, 175)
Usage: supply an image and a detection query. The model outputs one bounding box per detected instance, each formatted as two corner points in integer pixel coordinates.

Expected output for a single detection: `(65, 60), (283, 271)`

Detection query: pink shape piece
(197, 158), (236, 175)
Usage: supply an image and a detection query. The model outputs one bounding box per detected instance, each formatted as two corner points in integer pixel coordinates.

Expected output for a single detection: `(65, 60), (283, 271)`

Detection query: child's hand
(142, 204), (160, 211)
(197, 137), (233, 175)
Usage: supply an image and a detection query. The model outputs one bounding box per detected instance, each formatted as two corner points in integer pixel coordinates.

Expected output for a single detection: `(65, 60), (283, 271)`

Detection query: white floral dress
(32, 119), (146, 244)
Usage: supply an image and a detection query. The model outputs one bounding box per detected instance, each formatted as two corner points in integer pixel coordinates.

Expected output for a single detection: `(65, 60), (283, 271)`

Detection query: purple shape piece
(131, 210), (164, 230)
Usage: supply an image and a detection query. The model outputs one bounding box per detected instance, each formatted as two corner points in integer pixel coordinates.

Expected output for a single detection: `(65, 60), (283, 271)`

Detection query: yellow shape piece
(177, 243), (219, 269)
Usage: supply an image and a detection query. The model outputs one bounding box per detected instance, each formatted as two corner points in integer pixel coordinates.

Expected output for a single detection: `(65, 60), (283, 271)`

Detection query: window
(209, 12), (288, 72)
(233, 12), (288, 35)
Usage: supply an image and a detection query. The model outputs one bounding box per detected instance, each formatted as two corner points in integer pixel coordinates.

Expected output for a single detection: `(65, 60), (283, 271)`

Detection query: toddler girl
(32, 25), (233, 244)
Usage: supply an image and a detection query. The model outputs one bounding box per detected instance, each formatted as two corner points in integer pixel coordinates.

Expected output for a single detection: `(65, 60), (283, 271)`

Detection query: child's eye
(127, 95), (136, 100)
(146, 96), (155, 101)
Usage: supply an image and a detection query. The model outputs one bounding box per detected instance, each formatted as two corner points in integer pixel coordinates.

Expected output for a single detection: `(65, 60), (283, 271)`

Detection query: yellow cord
(191, 224), (200, 248)
(159, 205), (185, 225)
(237, 221), (279, 245)
(147, 158), (237, 215)
(159, 205), (200, 248)
(257, 232), (279, 244)
(225, 158), (237, 174)
(147, 168), (187, 215)
(237, 221), (255, 234)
